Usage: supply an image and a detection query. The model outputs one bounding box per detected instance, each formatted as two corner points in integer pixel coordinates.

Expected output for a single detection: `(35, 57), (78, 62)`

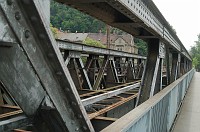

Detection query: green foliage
(83, 37), (106, 48)
(50, 1), (106, 33)
(134, 38), (147, 56)
(190, 34), (200, 71)
(50, 24), (58, 38)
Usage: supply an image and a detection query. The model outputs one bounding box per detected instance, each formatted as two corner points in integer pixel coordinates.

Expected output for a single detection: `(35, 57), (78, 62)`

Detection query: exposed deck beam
(82, 82), (140, 106)
(57, 39), (146, 59)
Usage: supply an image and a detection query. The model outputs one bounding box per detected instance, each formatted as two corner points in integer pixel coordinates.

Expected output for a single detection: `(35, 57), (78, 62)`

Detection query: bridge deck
(173, 72), (200, 132)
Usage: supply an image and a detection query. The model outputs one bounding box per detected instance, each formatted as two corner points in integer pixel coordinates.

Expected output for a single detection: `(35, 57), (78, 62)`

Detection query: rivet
(24, 30), (30, 38)
(7, 0), (13, 5)
(15, 12), (21, 20)
(75, 128), (79, 131)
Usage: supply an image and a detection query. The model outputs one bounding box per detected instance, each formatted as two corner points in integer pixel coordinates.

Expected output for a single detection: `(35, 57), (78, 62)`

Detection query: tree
(134, 38), (147, 56)
(50, 1), (106, 33)
(83, 37), (106, 48)
(189, 34), (200, 71)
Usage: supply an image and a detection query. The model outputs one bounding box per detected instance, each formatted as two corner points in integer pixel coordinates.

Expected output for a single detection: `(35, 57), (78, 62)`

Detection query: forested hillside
(50, 1), (105, 33)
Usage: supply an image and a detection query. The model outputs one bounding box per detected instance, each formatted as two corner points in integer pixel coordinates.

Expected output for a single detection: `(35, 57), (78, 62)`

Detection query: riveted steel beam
(0, 0), (94, 131)
(137, 39), (164, 105)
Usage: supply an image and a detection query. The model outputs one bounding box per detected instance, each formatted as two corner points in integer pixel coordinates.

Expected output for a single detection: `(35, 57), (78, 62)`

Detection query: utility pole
(106, 25), (111, 49)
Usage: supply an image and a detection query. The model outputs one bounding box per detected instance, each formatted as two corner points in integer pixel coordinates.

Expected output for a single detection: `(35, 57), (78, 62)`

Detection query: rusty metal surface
(0, 0), (193, 131)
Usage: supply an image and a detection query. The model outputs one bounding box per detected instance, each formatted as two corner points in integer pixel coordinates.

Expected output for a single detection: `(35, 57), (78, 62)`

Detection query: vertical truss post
(68, 58), (82, 90)
(115, 57), (122, 75)
(64, 51), (82, 90)
(111, 58), (120, 83)
(126, 58), (135, 82)
(106, 56), (119, 87)
(121, 58), (127, 82)
(185, 60), (188, 72)
(63, 51), (93, 90)
(181, 57), (185, 76)
(137, 39), (165, 105)
(95, 59), (106, 89)
(165, 46), (171, 85)
(86, 55), (99, 87)
(177, 54), (181, 78)
(75, 58), (93, 90)
(170, 52), (181, 82)
(93, 56), (109, 90)
(136, 59), (144, 79)
(183, 57), (187, 74)
(187, 60), (190, 72)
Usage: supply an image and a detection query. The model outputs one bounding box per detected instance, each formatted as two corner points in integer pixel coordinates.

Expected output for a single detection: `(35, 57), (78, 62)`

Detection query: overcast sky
(152, 0), (200, 50)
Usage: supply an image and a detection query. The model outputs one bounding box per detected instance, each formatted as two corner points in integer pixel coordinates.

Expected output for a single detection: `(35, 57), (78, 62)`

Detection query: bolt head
(24, 30), (30, 38)
(15, 12), (21, 20)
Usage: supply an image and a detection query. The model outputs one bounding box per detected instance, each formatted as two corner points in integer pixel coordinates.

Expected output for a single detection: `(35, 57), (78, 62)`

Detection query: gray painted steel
(102, 69), (195, 132)
(57, 39), (146, 59)
(82, 82), (140, 106)
(0, 115), (31, 132)
(173, 72), (200, 132)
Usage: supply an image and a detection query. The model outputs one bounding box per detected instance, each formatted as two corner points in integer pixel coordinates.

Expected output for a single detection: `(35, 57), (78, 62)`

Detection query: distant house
(88, 33), (138, 54)
(57, 31), (138, 54)
(57, 31), (88, 43)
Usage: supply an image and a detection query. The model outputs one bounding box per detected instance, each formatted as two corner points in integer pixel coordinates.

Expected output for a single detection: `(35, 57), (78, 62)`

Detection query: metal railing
(102, 69), (195, 132)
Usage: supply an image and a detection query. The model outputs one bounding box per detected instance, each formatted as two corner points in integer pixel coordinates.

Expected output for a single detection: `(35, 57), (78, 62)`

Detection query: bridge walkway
(173, 72), (200, 132)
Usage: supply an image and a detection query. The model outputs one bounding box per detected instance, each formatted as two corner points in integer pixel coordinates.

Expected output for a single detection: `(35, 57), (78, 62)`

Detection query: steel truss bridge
(0, 0), (194, 131)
